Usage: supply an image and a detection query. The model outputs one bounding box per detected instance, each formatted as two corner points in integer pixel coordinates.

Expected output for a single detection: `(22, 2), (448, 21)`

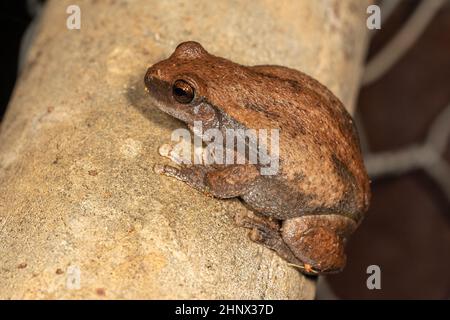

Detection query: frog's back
(217, 64), (370, 222)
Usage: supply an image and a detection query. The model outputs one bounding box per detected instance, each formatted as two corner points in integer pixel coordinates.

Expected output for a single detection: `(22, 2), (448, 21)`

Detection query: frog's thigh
(281, 215), (357, 273)
(205, 164), (260, 198)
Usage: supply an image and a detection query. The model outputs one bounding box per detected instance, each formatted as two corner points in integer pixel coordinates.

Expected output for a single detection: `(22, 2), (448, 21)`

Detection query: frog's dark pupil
(173, 80), (194, 104)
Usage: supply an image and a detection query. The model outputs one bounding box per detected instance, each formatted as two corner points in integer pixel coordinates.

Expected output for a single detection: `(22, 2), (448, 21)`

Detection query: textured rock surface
(0, 0), (370, 299)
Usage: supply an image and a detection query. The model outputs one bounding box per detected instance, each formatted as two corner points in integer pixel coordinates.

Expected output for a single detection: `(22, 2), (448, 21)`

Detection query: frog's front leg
(153, 163), (215, 194)
(154, 142), (216, 194)
(154, 163), (260, 198)
(154, 143), (260, 198)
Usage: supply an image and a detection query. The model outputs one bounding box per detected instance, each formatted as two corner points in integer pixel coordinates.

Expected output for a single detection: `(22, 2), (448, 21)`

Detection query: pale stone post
(0, 0), (370, 299)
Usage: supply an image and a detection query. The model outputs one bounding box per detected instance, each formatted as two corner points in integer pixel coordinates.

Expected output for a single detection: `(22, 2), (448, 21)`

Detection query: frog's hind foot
(235, 211), (304, 268)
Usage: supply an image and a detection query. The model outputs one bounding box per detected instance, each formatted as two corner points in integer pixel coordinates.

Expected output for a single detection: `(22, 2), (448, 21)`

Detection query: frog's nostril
(145, 67), (161, 86)
(145, 72), (154, 88)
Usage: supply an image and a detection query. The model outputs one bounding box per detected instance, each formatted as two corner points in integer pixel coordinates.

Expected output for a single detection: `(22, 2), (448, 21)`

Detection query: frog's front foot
(154, 142), (215, 194)
(153, 162), (215, 195)
(155, 141), (261, 199)
(158, 143), (186, 164)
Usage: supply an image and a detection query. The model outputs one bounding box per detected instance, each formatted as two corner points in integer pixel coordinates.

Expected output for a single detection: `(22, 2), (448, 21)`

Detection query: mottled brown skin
(145, 41), (371, 274)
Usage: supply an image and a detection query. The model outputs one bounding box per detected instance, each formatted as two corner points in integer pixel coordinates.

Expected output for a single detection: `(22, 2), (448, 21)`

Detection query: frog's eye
(172, 80), (195, 104)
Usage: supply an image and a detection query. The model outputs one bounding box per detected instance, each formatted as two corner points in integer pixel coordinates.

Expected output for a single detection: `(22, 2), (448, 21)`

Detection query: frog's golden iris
(172, 79), (195, 104)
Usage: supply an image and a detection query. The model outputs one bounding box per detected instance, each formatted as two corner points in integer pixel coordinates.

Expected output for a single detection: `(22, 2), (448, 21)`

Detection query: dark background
(0, 1), (32, 119)
(1, 0), (449, 299)
(327, 0), (450, 299)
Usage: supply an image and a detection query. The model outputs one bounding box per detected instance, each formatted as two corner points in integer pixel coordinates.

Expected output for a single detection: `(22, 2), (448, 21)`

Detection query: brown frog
(144, 41), (370, 274)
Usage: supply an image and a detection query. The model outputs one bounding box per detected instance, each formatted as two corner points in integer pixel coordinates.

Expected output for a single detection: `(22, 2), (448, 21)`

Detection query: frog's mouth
(144, 74), (170, 105)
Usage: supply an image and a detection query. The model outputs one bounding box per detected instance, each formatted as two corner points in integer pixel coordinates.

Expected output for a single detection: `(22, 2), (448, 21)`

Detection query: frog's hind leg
(235, 211), (304, 268)
(281, 215), (357, 274)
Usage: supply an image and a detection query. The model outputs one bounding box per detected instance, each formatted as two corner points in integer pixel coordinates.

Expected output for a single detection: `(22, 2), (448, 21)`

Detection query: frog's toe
(158, 143), (185, 164)
(158, 144), (172, 157)
(153, 163), (180, 177)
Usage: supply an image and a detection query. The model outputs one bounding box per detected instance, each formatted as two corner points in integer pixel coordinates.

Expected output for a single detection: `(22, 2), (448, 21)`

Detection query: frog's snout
(144, 66), (172, 106)
(144, 67), (157, 89)
(144, 66), (162, 93)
